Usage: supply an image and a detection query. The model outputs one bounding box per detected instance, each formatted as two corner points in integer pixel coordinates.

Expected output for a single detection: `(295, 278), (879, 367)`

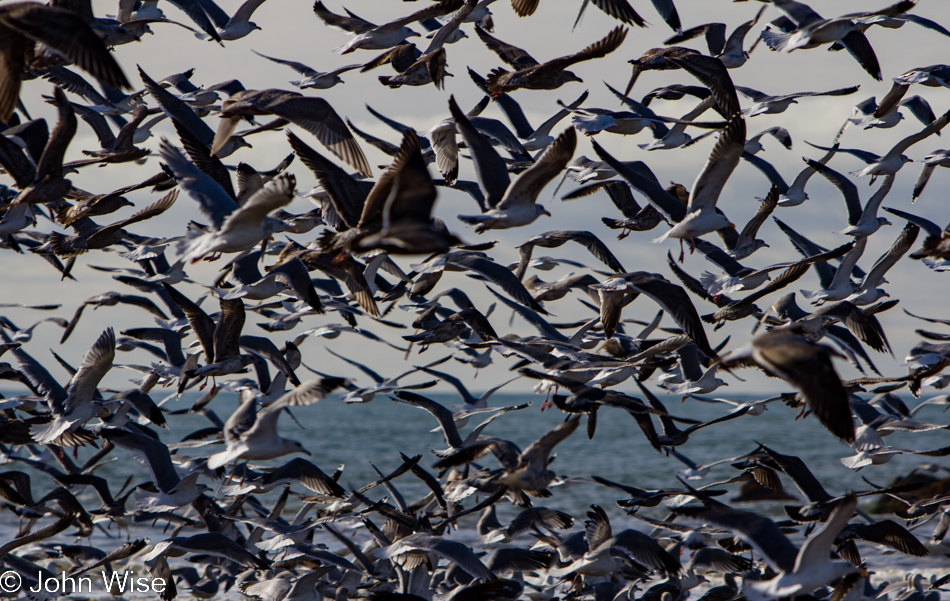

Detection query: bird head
(537, 204), (552, 218)
(289, 440), (312, 456)
(563, 70), (583, 84)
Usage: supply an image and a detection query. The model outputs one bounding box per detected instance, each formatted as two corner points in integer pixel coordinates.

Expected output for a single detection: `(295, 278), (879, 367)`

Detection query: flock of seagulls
(1, 0), (950, 600)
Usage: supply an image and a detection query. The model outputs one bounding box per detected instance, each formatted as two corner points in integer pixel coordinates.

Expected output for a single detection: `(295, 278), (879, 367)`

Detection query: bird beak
(543, 209), (552, 217)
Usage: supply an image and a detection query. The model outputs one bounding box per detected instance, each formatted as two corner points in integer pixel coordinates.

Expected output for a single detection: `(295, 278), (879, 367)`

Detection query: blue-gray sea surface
(1, 391), (947, 598)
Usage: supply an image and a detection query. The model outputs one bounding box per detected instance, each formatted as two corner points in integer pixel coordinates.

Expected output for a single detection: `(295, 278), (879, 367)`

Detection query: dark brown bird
(211, 89), (371, 176)
(379, 47), (450, 90)
(478, 25), (627, 97)
(350, 130), (461, 255)
(0, 1), (130, 121)
(9, 87), (76, 207)
(622, 46), (700, 104)
(44, 190), (178, 257)
(719, 324), (856, 443)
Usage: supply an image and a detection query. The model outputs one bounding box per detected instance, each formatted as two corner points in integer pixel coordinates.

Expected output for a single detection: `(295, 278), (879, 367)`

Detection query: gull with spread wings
(454, 95), (576, 233)
(477, 25), (627, 97)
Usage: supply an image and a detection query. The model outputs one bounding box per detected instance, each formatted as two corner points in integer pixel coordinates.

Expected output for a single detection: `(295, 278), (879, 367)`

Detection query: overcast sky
(5, 0), (950, 398)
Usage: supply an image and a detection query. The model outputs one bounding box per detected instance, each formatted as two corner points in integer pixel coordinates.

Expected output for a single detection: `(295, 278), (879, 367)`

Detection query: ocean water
(0, 390), (947, 599)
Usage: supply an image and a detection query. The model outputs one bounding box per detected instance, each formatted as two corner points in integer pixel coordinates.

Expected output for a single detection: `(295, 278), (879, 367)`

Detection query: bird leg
(679, 239), (686, 263)
(541, 388), (551, 413)
(617, 228), (630, 240)
(795, 406), (812, 420)
(540, 385), (560, 411)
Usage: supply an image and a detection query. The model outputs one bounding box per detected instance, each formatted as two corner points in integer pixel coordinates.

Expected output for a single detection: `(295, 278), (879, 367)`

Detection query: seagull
(760, 0), (916, 80)
(478, 25), (627, 96)
(350, 130), (461, 254)
(551, 505), (682, 577)
(807, 109), (950, 179)
(845, 223), (920, 305)
(777, 144), (839, 207)
(472, 86), (588, 151)
(210, 88), (371, 176)
(194, 0), (270, 40)
(652, 116), (745, 258)
(376, 533), (495, 580)
(591, 271), (716, 359)
(0, 2), (130, 120)
(847, 95), (936, 130)
(514, 230), (624, 280)
(44, 190), (178, 257)
(161, 285), (258, 393)
(874, 64), (950, 119)
(103, 427), (210, 512)
(59, 291), (168, 344)
(638, 96), (716, 151)
(30, 328), (115, 444)
(744, 126), (792, 154)
(313, 0), (460, 54)
(884, 207), (950, 268)
(663, 5), (766, 69)
(179, 173), (296, 264)
(800, 236), (867, 304)
(207, 377), (346, 468)
(579, 180), (666, 238)
(222, 252), (323, 313)
(457, 121), (575, 233)
(8, 88), (76, 207)
(138, 69), (249, 159)
(676, 494), (860, 601)
(738, 85), (860, 117)
(434, 415), (581, 495)
(319, 348), (436, 403)
(251, 51), (360, 89)
(762, 294), (891, 355)
(691, 236), (836, 297)
(910, 149), (950, 200)
(807, 160), (893, 237)
(621, 46), (700, 103)
(855, 109), (950, 177)
(415, 365), (515, 423)
(720, 324), (856, 442)
(141, 533), (269, 569)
